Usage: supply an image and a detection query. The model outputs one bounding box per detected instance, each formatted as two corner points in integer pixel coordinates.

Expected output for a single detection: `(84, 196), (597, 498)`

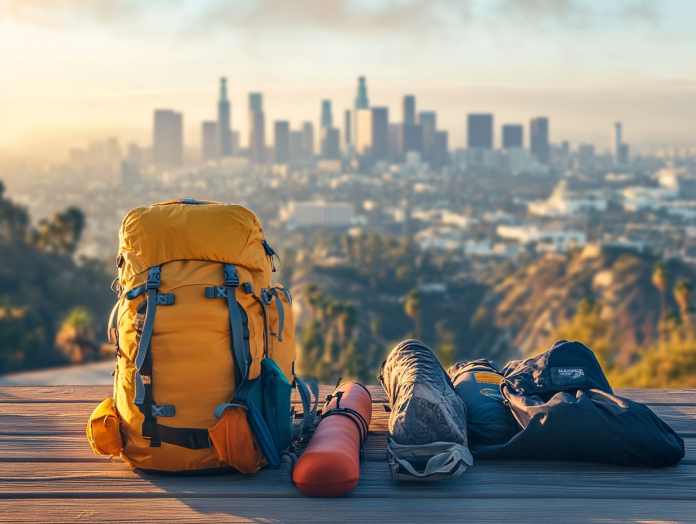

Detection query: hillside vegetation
(0, 182), (114, 373)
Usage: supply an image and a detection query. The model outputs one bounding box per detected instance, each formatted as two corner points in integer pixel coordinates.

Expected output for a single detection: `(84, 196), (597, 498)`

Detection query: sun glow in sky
(1, 0), (695, 158)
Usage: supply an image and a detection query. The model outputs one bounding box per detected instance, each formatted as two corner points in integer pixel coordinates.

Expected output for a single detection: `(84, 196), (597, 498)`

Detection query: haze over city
(2, 0), (696, 159)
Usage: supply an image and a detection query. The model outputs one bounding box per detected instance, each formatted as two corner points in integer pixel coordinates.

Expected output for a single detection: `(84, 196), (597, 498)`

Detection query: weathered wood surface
(1, 386), (695, 524)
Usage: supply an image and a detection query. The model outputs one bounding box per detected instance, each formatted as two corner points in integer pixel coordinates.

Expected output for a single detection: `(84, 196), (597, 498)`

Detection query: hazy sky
(1, 0), (695, 158)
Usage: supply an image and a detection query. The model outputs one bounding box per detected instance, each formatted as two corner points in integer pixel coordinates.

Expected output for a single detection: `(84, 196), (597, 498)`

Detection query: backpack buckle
(224, 265), (239, 287)
(146, 266), (161, 290)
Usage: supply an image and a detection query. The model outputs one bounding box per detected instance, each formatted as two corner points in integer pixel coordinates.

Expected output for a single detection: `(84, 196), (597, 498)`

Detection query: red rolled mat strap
(292, 382), (373, 497)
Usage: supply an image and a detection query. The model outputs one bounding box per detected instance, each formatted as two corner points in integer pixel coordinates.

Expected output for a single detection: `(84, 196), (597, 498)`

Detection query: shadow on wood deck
(1, 386), (695, 523)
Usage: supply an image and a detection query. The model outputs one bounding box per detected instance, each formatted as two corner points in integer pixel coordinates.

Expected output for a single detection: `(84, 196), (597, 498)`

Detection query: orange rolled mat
(292, 382), (372, 497)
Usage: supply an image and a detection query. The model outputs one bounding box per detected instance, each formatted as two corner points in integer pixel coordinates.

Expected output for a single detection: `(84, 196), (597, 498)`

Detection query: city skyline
(1, 1), (696, 158)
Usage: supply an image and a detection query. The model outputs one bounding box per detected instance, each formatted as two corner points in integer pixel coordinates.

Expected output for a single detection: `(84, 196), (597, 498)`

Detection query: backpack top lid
(117, 199), (272, 289)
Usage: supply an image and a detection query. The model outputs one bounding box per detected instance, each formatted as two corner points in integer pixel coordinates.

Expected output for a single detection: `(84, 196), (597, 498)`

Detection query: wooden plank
(3, 498), (696, 524)
(4, 385), (695, 406)
(1, 460), (695, 500)
(2, 401), (695, 437)
(0, 385), (389, 404)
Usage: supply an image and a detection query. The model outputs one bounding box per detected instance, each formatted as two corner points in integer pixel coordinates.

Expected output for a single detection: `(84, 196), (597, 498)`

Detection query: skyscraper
(289, 130), (304, 161)
(202, 121), (218, 162)
(248, 93), (265, 164)
(274, 121), (290, 164)
(153, 109), (183, 166)
(218, 78), (232, 157)
(530, 117), (550, 165)
(321, 100), (333, 129)
(432, 131), (449, 169)
(356, 107), (388, 167)
(302, 122), (314, 158)
(502, 125), (523, 149)
(398, 124), (423, 158)
(321, 127), (341, 160)
(467, 114), (493, 149)
(614, 122), (629, 166)
(403, 95), (416, 125)
(344, 110), (351, 146)
(354, 76), (369, 110)
(419, 111), (437, 162)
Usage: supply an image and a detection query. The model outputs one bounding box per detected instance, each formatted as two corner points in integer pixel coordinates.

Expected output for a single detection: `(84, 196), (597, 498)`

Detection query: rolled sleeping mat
(292, 382), (372, 497)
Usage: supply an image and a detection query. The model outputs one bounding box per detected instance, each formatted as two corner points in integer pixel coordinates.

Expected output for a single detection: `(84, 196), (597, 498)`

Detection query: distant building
(289, 130), (304, 161)
(403, 95), (416, 125)
(302, 122), (315, 158)
(281, 202), (353, 227)
(529, 180), (607, 216)
(248, 93), (265, 164)
(614, 122), (629, 166)
(120, 161), (140, 185)
(418, 111), (436, 162)
(578, 144), (595, 170)
(398, 124), (424, 160)
(344, 109), (351, 146)
(274, 121), (290, 164)
(218, 78), (233, 157)
(497, 223), (586, 252)
(202, 121), (218, 162)
(105, 137), (121, 164)
(353, 77), (369, 144)
(321, 100), (333, 129)
(355, 107), (389, 167)
(153, 109), (183, 166)
(126, 143), (143, 166)
(467, 114), (493, 149)
(502, 125), (523, 149)
(432, 131), (449, 169)
(530, 117), (550, 165)
(320, 127), (340, 160)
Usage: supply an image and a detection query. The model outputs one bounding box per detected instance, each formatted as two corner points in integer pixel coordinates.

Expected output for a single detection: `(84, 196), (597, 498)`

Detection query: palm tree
(404, 290), (423, 340)
(653, 262), (670, 320)
(674, 279), (693, 328)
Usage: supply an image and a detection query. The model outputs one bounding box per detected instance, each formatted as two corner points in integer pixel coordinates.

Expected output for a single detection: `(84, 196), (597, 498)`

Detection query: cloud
(1, 0), (661, 36)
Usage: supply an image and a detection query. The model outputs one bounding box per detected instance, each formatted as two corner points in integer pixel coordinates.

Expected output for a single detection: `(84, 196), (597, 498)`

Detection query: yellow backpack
(87, 199), (316, 473)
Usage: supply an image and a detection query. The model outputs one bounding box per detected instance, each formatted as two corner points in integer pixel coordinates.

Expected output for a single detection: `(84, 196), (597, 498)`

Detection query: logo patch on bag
(474, 372), (503, 385)
(480, 388), (504, 400)
(551, 367), (586, 385)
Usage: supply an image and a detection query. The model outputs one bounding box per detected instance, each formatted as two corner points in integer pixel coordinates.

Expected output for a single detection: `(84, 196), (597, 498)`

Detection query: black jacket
(450, 341), (685, 467)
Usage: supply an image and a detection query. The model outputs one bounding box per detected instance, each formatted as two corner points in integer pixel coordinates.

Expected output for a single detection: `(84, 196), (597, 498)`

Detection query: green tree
(55, 307), (98, 364)
(30, 207), (85, 255)
(653, 261), (670, 320)
(0, 181), (30, 242)
(674, 279), (693, 328)
(404, 289), (423, 340)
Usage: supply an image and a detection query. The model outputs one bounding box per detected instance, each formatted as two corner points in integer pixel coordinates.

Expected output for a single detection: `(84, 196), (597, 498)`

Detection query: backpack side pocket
(86, 398), (123, 456)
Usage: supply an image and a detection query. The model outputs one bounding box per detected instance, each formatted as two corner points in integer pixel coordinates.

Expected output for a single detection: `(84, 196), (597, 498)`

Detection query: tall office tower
(356, 107), (388, 166)
(614, 122), (630, 165)
(321, 127), (341, 160)
(302, 122), (315, 158)
(530, 117), (550, 165)
(153, 109), (183, 166)
(354, 76), (369, 110)
(432, 131), (449, 169)
(403, 95), (416, 125)
(321, 100), (333, 129)
(502, 125), (523, 149)
(105, 137), (121, 163)
(398, 124), (424, 159)
(126, 143), (143, 166)
(388, 124), (400, 163)
(344, 110), (352, 146)
(418, 111), (436, 160)
(467, 114), (494, 149)
(201, 121), (218, 161)
(218, 78), (232, 157)
(289, 130), (304, 161)
(274, 121), (290, 164)
(353, 77), (369, 144)
(248, 93), (265, 163)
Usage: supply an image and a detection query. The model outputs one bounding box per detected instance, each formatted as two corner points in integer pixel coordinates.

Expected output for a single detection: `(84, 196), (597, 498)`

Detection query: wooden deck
(1, 386), (695, 523)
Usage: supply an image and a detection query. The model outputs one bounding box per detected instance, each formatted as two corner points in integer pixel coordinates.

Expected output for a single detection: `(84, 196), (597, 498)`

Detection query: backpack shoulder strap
(292, 375), (319, 441)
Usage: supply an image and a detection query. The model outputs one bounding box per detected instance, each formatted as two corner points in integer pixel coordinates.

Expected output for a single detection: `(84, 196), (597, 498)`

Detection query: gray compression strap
(269, 288), (285, 342)
(292, 375), (319, 441)
(134, 266), (161, 406)
(224, 264), (248, 385)
(107, 301), (119, 344)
